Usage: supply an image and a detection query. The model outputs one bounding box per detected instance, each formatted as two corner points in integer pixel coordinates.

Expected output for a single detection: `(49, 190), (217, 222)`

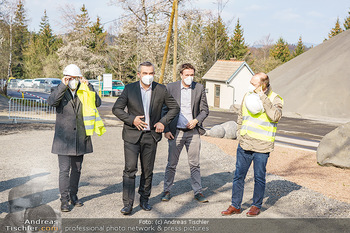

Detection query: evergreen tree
(344, 9), (350, 30)
(23, 33), (42, 78)
(293, 36), (305, 58)
(12, 0), (29, 78)
(0, 18), (10, 81)
(228, 18), (249, 60)
(38, 10), (61, 78)
(24, 10), (61, 79)
(39, 10), (56, 54)
(39, 10), (50, 33)
(269, 37), (290, 63)
(88, 16), (107, 52)
(247, 34), (281, 73)
(328, 17), (343, 39)
(57, 4), (106, 79)
(74, 4), (90, 35)
(202, 16), (230, 71)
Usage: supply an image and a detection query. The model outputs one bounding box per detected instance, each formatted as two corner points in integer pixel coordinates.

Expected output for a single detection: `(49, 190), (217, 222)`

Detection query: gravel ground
(0, 123), (54, 135)
(0, 126), (350, 219)
(202, 136), (350, 204)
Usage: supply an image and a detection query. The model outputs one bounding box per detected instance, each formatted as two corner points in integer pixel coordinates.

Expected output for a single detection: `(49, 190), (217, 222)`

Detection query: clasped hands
(164, 119), (198, 140)
(133, 115), (164, 133)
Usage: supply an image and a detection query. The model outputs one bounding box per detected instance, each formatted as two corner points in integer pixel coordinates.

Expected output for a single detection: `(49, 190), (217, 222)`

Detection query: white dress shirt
(177, 82), (193, 129)
(140, 81), (152, 131)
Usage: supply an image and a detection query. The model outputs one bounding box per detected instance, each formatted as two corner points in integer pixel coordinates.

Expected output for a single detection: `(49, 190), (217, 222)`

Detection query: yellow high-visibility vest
(77, 83), (106, 136)
(240, 91), (283, 142)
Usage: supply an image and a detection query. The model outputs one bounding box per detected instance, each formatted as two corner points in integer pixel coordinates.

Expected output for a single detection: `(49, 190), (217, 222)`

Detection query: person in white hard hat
(221, 72), (283, 217)
(47, 64), (101, 212)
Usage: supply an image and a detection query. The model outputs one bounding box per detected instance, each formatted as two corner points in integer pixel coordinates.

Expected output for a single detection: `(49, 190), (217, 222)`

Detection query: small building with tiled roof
(202, 59), (254, 109)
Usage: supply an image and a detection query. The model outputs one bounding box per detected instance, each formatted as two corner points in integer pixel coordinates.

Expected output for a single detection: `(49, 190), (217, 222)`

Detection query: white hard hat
(245, 93), (264, 115)
(63, 64), (82, 77)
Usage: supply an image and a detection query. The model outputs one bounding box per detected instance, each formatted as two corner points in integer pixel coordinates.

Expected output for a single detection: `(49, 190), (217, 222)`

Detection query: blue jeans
(231, 144), (269, 209)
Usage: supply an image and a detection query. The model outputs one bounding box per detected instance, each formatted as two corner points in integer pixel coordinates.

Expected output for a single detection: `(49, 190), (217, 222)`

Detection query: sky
(26, 0), (350, 46)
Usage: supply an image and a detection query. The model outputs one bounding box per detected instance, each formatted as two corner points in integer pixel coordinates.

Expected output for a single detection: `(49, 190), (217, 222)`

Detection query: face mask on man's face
(183, 76), (193, 86)
(141, 75), (154, 85)
(68, 79), (79, 90)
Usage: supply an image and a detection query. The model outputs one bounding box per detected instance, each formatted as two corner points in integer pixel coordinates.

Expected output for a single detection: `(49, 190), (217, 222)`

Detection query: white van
(33, 78), (48, 88)
(18, 79), (34, 88)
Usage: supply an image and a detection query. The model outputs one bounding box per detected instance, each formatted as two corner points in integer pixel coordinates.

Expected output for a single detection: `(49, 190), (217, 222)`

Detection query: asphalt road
(5, 90), (339, 151)
(7, 88), (50, 100)
(98, 98), (340, 151)
(203, 110), (340, 151)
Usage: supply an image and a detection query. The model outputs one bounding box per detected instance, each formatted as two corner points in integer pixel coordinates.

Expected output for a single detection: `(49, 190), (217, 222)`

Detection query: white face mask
(68, 79), (79, 90)
(141, 75), (154, 85)
(183, 76), (193, 86)
(247, 83), (256, 93)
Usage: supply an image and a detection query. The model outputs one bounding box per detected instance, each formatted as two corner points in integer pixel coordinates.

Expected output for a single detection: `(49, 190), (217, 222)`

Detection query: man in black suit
(112, 61), (179, 215)
(161, 63), (209, 203)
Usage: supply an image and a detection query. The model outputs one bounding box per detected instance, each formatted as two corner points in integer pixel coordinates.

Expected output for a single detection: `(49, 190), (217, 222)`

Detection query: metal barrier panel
(8, 97), (56, 123)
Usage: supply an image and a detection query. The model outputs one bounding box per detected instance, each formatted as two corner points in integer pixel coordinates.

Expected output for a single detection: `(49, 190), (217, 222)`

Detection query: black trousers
(58, 155), (84, 202)
(123, 131), (157, 207)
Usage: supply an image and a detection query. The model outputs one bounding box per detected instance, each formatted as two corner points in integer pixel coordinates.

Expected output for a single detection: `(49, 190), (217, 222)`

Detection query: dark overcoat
(47, 82), (101, 156)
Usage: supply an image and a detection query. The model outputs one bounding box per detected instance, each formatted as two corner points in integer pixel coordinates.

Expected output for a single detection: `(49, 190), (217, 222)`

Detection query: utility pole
(172, 0), (178, 82)
(5, 16), (13, 96)
(158, 0), (177, 84)
(8, 19), (13, 79)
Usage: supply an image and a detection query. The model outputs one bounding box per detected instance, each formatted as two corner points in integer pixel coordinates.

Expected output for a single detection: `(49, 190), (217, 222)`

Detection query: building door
(214, 85), (220, 108)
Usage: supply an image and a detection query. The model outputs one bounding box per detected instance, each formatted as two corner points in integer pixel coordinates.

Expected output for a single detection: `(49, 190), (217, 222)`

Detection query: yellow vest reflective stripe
(240, 91), (283, 142)
(77, 83), (106, 136)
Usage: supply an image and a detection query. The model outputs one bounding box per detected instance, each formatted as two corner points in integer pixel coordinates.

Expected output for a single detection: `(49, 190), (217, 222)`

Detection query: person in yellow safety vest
(77, 83), (106, 136)
(221, 72), (283, 217)
(48, 64), (102, 212)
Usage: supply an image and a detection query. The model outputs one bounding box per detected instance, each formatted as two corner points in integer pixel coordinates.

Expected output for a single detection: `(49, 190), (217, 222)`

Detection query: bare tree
(177, 9), (206, 81)
(107, 19), (139, 83)
(214, 0), (230, 61)
(249, 34), (281, 73)
(254, 34), (274, 61)
(56, 4), (107, 79)
(56, 4), (77, 34)
(108, 0), (174, 80)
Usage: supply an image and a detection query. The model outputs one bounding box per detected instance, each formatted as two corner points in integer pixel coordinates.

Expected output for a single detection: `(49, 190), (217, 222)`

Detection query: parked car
(111, 80), (125, 96)
(89, 79), (125, 96)
(8, 78), (19, 88)
(44, 78), (62, 93)
(88, 79), (99, 85)
(33, 78), (48, 89)
(18, 79), (34, 88)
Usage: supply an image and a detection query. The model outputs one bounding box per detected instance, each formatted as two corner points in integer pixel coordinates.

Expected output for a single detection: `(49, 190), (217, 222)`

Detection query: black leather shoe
(140, 202), (152, 211)
(61, 202), (70, 212)
(120, 205), (133, 215)
(70, 195), (84, 207)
